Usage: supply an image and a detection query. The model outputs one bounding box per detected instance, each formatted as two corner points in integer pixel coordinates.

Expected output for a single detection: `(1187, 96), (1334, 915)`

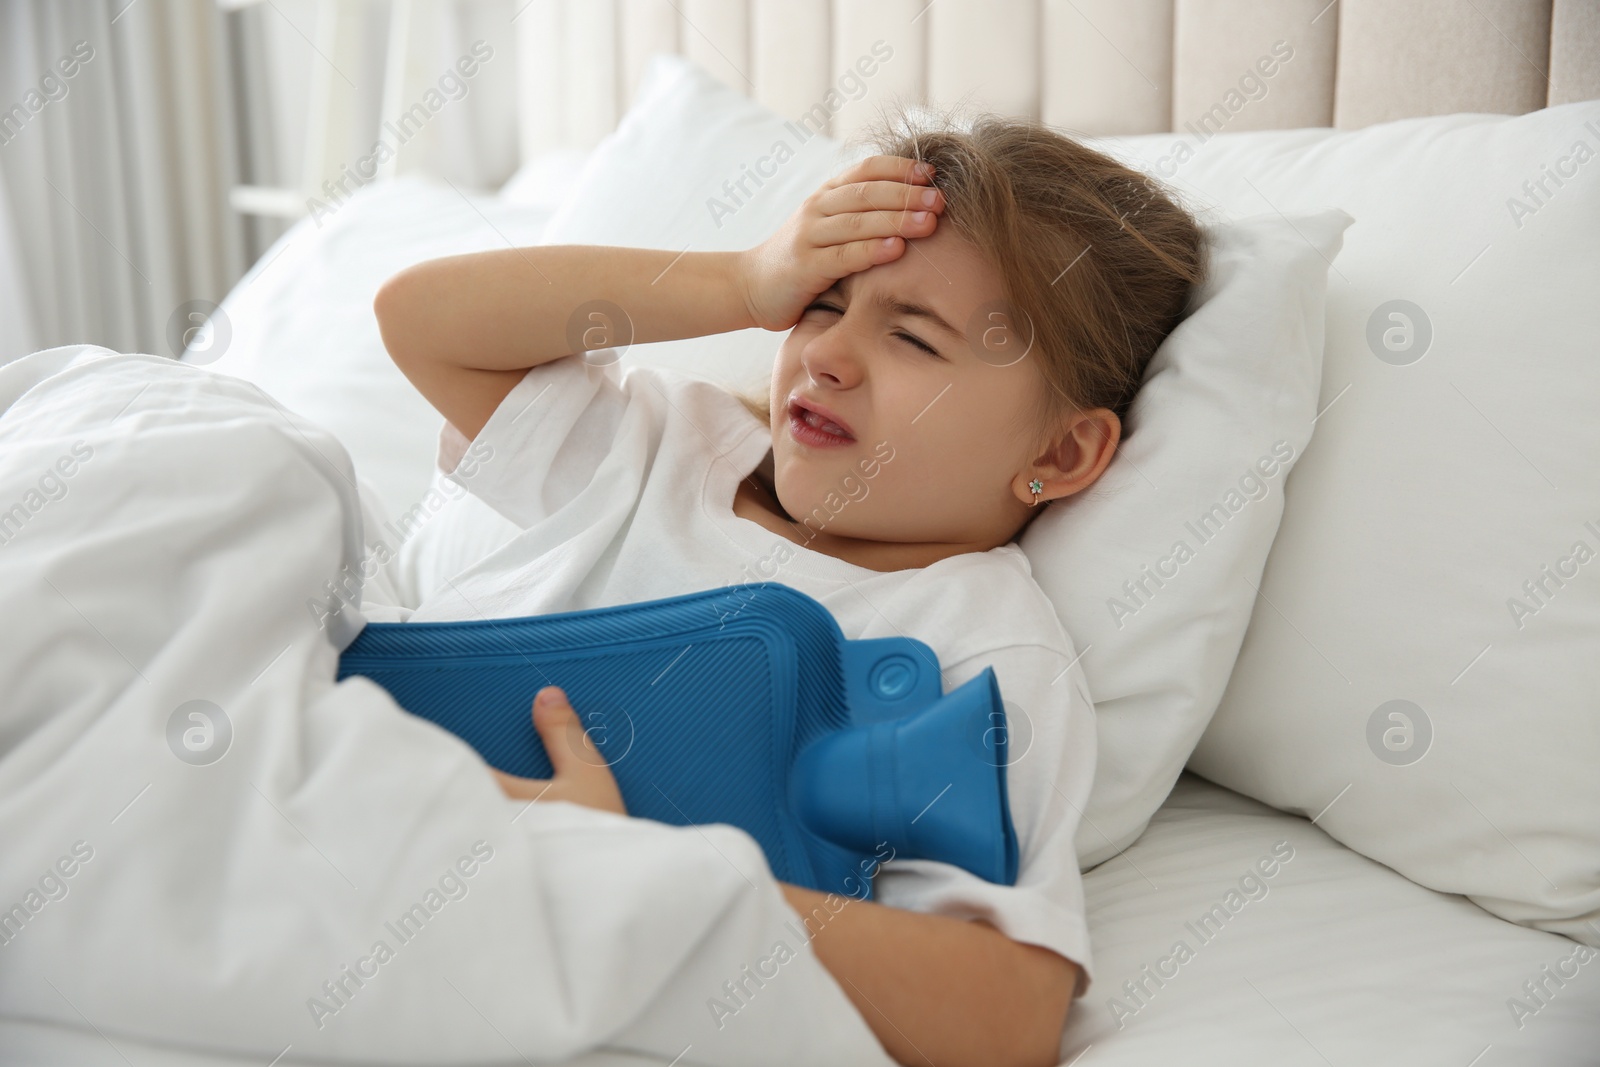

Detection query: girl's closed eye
(896, 331), (943, 358)
(803, 299), (944, 360)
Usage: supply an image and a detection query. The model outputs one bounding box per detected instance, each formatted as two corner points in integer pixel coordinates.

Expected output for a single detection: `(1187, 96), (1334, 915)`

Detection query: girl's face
(768, 224), (1077, 551)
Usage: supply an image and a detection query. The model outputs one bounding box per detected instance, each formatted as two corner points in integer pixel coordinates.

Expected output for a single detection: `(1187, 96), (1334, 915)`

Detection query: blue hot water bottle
(336, 582), (1019, 899)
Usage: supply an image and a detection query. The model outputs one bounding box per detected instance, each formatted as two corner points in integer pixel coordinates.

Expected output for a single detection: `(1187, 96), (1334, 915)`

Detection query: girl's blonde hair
(734, 104), (1206, 446)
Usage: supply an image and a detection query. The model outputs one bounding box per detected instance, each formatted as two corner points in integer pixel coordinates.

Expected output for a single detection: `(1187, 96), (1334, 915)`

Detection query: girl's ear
(1021, 408), (1121, 505)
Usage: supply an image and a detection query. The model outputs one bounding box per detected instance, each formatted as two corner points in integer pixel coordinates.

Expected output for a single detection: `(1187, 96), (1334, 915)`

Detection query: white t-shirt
(398, 354), (1098, 993)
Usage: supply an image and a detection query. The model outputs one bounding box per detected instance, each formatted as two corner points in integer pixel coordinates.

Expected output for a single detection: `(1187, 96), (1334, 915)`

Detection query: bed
(3, 2), (1597, 1064)
(9, 771), (1595, 1065)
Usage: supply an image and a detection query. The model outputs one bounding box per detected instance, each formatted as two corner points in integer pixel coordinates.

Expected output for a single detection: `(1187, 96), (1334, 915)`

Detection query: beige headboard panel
(514, 0), (1599, 158)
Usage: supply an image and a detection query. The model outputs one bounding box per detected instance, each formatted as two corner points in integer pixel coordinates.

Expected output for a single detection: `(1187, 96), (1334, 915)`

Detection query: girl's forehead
(861, 227), (1001, 305)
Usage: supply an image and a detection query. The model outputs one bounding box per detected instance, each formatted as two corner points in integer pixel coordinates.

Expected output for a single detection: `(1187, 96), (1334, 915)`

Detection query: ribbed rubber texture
(339, 583), (864, 894)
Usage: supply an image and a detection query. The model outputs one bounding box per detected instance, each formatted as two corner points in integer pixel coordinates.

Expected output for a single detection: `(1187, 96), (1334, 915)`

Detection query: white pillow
(496, 146), (591, 210)
(1095, 102), (1600, 946)
(536, 53), (1348, 869)
(1020, 210), (1349, 866)
(196, 176), (556, 520)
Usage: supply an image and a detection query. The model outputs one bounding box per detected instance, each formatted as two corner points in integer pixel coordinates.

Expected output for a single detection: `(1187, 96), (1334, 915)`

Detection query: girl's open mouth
(787, 402), (856, 449)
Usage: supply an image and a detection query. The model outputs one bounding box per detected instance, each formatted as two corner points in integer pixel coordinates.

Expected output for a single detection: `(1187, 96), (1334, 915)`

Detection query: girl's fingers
(488, 687), (626, 811)
(806, 159), (941, 262)
(830, 235), (906, 275)
(826, 154), (934, 192)
(814, 178), (942, 218)
(809, 205), (937, 249)
(531, 686), (603, 775)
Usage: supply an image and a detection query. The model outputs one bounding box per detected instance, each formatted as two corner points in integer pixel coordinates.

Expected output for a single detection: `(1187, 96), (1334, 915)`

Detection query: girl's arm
(373, 246), (756, 442)
(781, 882), (1078, 1067)
(373, 153), (941, 443)
(501, 688), (1078, 1067)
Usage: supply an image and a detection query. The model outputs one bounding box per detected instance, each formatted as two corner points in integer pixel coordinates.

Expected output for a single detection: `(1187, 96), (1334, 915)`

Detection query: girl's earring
(1028, 478), (1044, 507)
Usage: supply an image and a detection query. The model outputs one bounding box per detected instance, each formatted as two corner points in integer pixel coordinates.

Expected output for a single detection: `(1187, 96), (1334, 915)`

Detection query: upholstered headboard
(513, 0), (1600, 157)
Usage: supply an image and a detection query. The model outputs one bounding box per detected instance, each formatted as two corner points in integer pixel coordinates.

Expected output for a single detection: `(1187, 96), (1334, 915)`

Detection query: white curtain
(0, 0), (244, 361)
(248, 0), (522, 198)
(0, 0), (521, 363)
(0, 162), (39, 364)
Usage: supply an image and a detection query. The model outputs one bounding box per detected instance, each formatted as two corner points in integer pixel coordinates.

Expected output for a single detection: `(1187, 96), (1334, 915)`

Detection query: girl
(375, 109), (1203, 1067)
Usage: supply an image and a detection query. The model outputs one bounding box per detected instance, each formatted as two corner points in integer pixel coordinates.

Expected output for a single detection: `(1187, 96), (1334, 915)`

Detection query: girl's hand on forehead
(737, 154), (944, 333)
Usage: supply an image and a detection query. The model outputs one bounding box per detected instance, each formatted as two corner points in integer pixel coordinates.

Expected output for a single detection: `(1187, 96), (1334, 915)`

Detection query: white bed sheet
(1063, 774), (1600, 1065)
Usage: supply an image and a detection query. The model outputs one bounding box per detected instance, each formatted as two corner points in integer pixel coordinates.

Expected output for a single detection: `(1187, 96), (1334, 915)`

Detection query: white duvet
(0, 346), (891, 1066)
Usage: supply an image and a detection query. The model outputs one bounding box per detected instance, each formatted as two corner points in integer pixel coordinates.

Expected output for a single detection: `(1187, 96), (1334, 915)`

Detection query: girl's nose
(802, 323), (865, 389)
